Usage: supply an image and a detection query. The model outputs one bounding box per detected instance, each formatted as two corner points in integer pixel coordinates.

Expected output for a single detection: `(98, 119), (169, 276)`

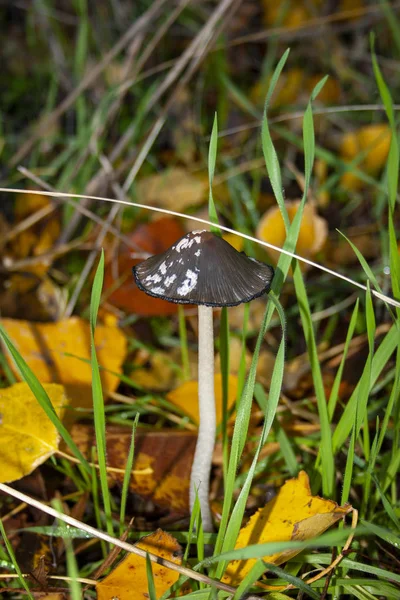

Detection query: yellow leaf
(222, 471), (351, 586)
(14, 192), (51, 221)
(340, 124), (392, 191)
(166, 373), (238, 426)
(0, 382), (66, 483)
(222, 233), (243, 252)
(133, 348), (177, 392)
(136, 167), (206, 212)
(1, 317), (127, 410)
(263, 2), (322, 28)
(256, 201), (328, 268)
(96, 529), (182, 600)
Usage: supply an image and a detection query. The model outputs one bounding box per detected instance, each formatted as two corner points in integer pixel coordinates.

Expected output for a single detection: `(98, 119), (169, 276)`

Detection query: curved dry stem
(1, 187), (399, 309)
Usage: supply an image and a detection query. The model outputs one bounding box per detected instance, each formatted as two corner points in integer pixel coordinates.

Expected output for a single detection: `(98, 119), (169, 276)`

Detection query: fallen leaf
(36, 595), (66, 600)
(97, 529), (182, 600)
(222, 233), (243, 252)
(340, 123), (392, 191)
(222, 471), (351, 586)
(71, 425), (197, 513)
(135, 167), (206, 212)
(132, 348), (178, 392)
(166, 373), (239, 426)
(1, 317), (127, 411)
(256, 201), (328, 268)
(10, 192), (60, 263)
(104, 217), (186, 315)
(0, 382), (67, 482)
(14, 192), (52, 220)
(0, 274), (66, 321)
(263, 2), (321, 28)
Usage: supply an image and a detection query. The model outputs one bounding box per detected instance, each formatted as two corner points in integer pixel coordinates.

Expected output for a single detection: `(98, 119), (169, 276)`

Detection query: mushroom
(132, 230), (274, 531)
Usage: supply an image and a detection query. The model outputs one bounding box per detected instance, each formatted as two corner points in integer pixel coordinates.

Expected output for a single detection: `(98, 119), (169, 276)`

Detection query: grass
(0, 2), (400, 599)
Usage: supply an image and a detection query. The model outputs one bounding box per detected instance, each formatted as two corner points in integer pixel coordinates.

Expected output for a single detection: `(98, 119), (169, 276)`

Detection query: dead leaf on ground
(132, 347), (179, 392)
(7, 192), (60, 272)
(135, 167), (206, 212)
(166, 373), (239, 426)
(256, 200), (328, 268)
(263, 1), (321, 28)
(1, 317), (127, 412)
(96, 529), (182, 600)
(0, 382), (67, 483)
(222, 470), (351, 587)
(0, 274), (66, 321)
(104, 217), (186, 315)
(340, 123), (391, 191)
(71, 425), (196, 514)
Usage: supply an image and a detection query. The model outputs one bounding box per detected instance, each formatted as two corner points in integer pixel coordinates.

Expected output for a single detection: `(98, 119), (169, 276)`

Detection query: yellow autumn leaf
(166, 373), (238, 426)
(222, 233), (243, 252)
(135, 167), (206, 212)
(340, 124), (392, 191)
(14, 192), (51, 220)
(222, 471), (351, 587)
(96, 529), (182, 600)
(256, 201), (328, 268)
(12, 192), (61, 265)
(0, 382), (67, 483)
(263, 1), (322, 28)
(1, 317), (127, 411)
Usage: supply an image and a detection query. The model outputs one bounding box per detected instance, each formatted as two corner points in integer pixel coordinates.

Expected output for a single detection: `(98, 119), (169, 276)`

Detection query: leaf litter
(0, 1), (398, 598)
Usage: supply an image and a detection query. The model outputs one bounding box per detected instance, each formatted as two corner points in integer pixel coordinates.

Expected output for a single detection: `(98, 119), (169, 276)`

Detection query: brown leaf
(71, 425), (196, 514)
(104, 217), (187, 315)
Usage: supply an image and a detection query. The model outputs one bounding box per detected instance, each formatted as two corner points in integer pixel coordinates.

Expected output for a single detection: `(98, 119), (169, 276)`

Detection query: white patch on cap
(176, 237), (196, 253)
(145, 273), (162, 284)
(178, 258), (183, 264)
(177, 269), (198, 296)
(194, 249), (201, 257)
(159, 261), (167, 275)
(192, 229), (206, 234)
(164, 274), (177, 287)
(150, 286), (165, 294)
(194, 236), (201, 244)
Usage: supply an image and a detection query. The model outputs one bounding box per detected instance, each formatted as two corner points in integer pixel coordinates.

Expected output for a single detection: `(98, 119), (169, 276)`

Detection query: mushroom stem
(190, 304), (216, 532)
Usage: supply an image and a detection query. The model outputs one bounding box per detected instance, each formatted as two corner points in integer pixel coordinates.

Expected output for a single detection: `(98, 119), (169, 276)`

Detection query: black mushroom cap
(132, 230), (274, 307)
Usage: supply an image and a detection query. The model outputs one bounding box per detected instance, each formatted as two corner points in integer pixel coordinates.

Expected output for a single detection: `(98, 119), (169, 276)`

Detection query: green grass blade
(208, 113), (221, 234)
(120, 415), (139, 535)
(328, 299), (359, 420)
(52, 498), (82, 600)
(333, 323), (398, 452)
(90, 250), (114, 536)
(146, 553), (158, 600)
(261, 49), (290, 226)
(178, 305), (190, 381)
(292, 262), (334, 496)
(361, 520), (400, 548)
(0, 518), (34, 600)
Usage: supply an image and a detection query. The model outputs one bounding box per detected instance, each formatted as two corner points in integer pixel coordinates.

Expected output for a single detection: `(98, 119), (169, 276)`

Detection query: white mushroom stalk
(191, 305), (216, 531)
(132, 230), (274, 533)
